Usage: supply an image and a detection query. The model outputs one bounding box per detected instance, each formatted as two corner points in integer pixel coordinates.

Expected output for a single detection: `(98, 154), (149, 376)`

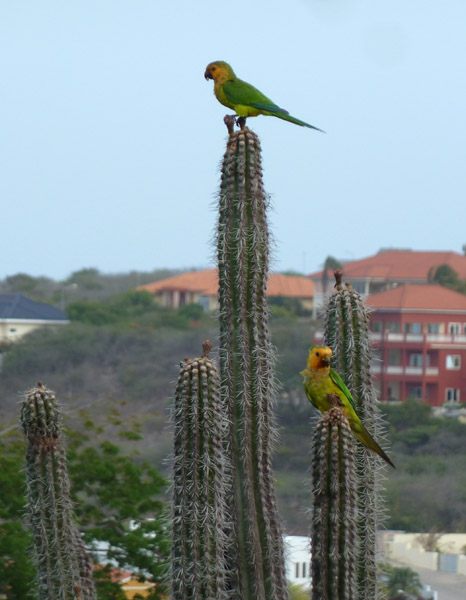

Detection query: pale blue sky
(1, 1), (465, 280)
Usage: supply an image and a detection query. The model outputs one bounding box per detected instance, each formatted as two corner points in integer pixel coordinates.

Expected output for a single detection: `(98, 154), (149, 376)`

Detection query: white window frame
(446, 355), (461, 370)
(448, 322), (461, 334)
(445, 388), (460, 402)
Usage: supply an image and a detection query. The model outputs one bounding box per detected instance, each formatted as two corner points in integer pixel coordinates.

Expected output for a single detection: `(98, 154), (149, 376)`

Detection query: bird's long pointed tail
(276, 112), (325, 132)
(353, 423), (396, 468)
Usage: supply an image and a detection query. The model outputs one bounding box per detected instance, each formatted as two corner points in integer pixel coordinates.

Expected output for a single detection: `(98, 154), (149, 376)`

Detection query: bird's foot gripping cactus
(171, 341), (231, 600)
(311, 402), (358, 600)
(217, 128), (289, 600)
(20, 383), (96, 600)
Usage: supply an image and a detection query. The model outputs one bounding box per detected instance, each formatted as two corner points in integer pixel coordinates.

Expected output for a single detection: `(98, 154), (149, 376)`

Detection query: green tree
(379, 563), (422, 597)
(430, 264), (466, 294)
(0, 408), (170, 600)
(65, 268), (103, 290)
(0, 432), (37, 599)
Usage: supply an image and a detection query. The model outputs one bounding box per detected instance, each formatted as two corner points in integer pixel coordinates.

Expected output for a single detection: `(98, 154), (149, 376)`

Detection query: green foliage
(288, 582), (310, 599)
(0, 407), (170, 600)
(66, 416), (170, 590)
(67, 291), (208, 329)
(0, 431), (37, 598)
(92, 566), (127, 600)
(269, 296), (311, 317)
(430, 264), (466, 294)
(382, 400), (466, 531)
(379, 563), (422, 597)
(65, 268), (103, 290)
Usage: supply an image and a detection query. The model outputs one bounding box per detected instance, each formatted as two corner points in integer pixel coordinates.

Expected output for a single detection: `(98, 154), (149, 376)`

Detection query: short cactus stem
(20, 383), (96, 600)
(217, 128), (288, 600)
(323, 276), (389, 599)
(310, 405), (358, 600)
(171, 341), (231, 600)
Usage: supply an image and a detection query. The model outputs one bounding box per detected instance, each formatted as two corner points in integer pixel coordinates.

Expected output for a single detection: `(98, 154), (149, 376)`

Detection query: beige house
(0, 294), (69, 344)
(138, 268), (314, 312)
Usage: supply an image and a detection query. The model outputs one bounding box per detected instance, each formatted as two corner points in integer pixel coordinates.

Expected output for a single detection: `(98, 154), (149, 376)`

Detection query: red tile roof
(367, 284), (466, 311)
(138, 269), (313, 298)
(309, 250), (466, 280)
(93, 565), (132, 583)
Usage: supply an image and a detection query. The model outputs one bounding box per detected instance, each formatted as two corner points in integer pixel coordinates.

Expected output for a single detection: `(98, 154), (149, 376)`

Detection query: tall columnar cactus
(171, 341), (231, 600)
(216, 127), (289, 600)
(311, 404), (358, 600)
(323, 273), (388, 599)
(20, 383), (96, 600)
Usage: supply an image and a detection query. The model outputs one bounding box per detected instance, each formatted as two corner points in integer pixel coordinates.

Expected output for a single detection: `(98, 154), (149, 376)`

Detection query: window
(352, 282), (367, 294)
(404, 322), (422, 334)
(295, 563), (299, 578)
(409, 353), (424, 367)
(302, 562), (307, 578)
(427, 323), (440, 334)
(446, 355), (461, 369)
(449, 322), (461, 334)
(386, 322), (400, 333)
(388, 349), (401, 365)
(408, 386), (423, 400)
(372, 321), (382, 333)
(445, 388), (460, 403)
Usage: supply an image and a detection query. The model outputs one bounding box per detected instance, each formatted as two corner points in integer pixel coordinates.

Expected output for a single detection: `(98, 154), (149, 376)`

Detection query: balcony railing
(314, 330), (466, 345)
(370, 332), (466, 344)
(370, 364), (439, 376)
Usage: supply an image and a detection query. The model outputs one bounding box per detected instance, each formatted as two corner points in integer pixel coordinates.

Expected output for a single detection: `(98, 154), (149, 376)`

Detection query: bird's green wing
(223, 79), (288, 114)
(302, 380), (318, 409)
(329, 369), (357, 412)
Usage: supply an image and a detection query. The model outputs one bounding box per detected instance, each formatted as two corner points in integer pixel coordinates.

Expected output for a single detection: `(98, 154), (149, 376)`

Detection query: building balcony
(370, 364), (439, 376)
(370, 332), (466, 345)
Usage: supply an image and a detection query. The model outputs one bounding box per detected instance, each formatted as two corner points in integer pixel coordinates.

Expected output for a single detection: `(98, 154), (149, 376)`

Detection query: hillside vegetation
(1, 283), (465, 534)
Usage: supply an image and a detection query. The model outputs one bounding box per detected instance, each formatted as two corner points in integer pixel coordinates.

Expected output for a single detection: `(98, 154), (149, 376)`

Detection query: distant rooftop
(138, 268), (314, 298)
(0, 294), (68, 321)
(309, 249), (466, 280)
(367, 283), (466, 312)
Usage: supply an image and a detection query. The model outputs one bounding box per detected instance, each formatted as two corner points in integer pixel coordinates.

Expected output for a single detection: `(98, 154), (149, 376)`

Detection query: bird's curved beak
(321, 358), (330, 367)
(204, 69), (213, 81)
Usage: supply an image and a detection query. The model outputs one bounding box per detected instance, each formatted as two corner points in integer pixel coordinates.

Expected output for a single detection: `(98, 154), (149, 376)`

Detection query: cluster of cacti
(216, 127), (289, 600)
(17, 126), (389, 600)
(171, 340), (231, 600)
(20, 383), (96, 600)
(321, 272), (388, 599)
(311, 402), (358, 600)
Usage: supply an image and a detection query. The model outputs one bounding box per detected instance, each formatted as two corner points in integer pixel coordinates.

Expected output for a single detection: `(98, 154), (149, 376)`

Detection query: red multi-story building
(367, 284), (466, 406)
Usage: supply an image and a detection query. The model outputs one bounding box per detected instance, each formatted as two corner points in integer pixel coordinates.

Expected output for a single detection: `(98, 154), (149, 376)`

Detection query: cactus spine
(323, 274), (388, 599)
(20, 383), (96, 600)
(171, 341), (230, 600)
(217, 128), (288, 600)
(311, 406), (358, 600)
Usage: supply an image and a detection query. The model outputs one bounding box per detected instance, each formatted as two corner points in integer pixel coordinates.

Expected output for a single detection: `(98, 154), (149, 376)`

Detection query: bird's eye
(316, 352), (320, 357)
(212, 66), (216, 71)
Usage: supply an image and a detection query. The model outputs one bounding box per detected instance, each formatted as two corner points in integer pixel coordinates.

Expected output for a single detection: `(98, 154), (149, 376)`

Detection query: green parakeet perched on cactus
(204, 60), (324, 131)
(301, 346), (395, 468)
